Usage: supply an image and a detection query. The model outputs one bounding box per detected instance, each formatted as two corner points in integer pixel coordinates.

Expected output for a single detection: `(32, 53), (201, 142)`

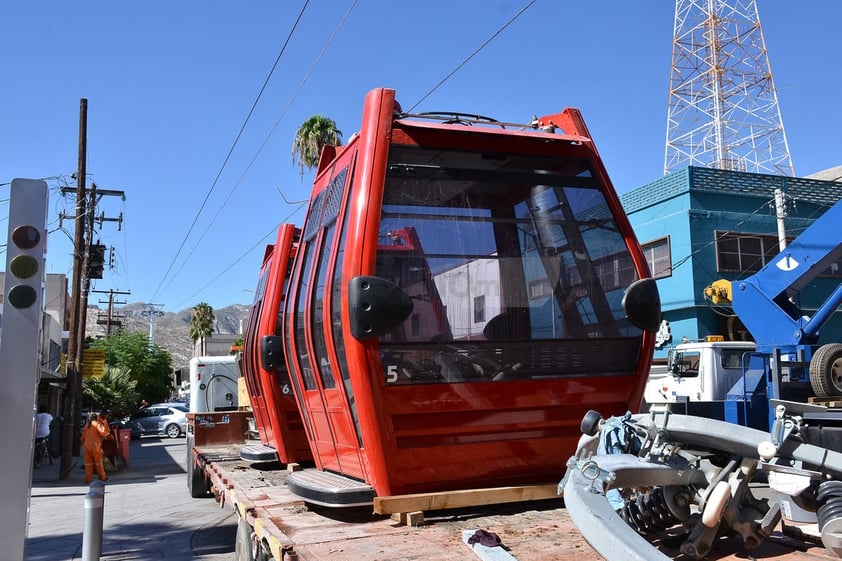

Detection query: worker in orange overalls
(82, 410), (112, 483)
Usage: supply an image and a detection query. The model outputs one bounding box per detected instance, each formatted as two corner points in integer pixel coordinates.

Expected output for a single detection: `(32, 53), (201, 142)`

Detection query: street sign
(82, 349), (106, 378)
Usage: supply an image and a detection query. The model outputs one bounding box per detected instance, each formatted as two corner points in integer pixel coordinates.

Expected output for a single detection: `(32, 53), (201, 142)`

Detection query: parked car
(122, 403), (188, 439)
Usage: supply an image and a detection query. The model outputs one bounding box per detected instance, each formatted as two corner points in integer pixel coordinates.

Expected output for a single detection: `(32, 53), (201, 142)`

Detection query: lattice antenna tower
(664, 0), (794, 176)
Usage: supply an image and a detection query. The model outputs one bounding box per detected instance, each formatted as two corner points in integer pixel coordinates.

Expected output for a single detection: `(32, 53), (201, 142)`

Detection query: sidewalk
(26, 438), (236, 561)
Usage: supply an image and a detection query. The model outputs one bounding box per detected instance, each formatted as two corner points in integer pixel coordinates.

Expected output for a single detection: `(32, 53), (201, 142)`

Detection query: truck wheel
(235, 517), (253, 561)
(810, 343), (842, 397)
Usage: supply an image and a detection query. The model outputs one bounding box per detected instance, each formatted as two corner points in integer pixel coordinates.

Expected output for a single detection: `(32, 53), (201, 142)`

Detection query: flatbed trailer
(188, 411), (603, 561)
(189, 412), (842, 561)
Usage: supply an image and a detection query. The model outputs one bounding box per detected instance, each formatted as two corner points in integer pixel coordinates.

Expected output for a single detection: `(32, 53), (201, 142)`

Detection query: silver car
(125, 403), (188, 439)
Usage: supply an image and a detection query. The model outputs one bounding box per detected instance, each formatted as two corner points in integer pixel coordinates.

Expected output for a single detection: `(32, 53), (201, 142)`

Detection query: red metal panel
(258, 225), (312, 463)
(273, 88), (655, 499)
(242, 225), (311, 464)
(340, 88), (401, 495)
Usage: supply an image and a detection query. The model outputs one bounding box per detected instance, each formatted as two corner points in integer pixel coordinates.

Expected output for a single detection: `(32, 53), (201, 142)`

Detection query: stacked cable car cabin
(239, 224), (312, 464)
(240, 87), (659, 505)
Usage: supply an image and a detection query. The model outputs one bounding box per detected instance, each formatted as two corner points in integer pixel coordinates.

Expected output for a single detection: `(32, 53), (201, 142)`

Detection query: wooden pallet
(373, 483), (561, 526)
(807, 396), (842, 408)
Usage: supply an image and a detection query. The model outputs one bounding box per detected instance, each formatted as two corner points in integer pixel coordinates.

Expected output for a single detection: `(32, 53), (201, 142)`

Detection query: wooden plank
(373, 483), (560, 515)
(808, 396), (842, 408)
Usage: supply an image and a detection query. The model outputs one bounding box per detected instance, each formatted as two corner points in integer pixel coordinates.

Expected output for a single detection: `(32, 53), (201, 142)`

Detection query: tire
(186, 434), (210, 498)
(234, 517), (253, 561)
(580, 410), (603, 437)
(33, 445), (43, 468)
(165, 423), (182, 439)
(188, 459), (209, 498)
(810, 343), (842, 397)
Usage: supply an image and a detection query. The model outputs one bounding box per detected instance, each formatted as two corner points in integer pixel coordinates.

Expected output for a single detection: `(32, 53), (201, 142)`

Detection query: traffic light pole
(0, 179), (49, 558)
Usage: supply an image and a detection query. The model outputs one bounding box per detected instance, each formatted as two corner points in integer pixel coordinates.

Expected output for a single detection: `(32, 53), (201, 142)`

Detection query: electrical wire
(150, 0), (311, 304)
(406, 0), (537, 112)
(698, 197), (838, 320)
(670, 197), (784, 273)
(166, 0), (527, 307)
(173, 202), (306, 309)
(157, 0), (358, 301)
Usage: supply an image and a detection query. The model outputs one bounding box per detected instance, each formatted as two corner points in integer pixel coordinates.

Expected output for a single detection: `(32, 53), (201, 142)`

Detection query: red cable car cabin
(239, 224), (311, 463)
(282, 88), (659, 505)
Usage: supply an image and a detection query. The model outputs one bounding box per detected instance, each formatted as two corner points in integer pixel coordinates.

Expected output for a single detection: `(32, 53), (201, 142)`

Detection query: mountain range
(85, 302), (251, 370)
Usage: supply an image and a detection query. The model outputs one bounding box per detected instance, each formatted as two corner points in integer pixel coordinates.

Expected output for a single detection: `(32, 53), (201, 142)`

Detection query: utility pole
(774, 188), (789, 252)
(60, 99), (87, 479)
(93, 288), (131, 340)
(59, 100), (127, 478)
(76, 183), (97, 376)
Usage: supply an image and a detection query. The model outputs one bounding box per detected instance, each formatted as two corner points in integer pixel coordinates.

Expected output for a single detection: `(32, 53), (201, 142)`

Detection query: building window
(473, 295), (485, 323)
(528, 278), (552, 299)
(640, 237), (672, 278)
(715, 231), (779, 273)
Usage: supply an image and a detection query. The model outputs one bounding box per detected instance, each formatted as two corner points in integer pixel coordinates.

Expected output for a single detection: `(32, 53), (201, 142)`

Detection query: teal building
(621, 166), (842, 358)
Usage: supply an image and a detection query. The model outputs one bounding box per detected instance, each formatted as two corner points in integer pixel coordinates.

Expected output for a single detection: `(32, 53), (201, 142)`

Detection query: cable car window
(294, 243), (318, 390)
(311, 227), (337, 389)
(331, 197), (363, 447)
(322, 168), (347, 227)
(375, 142), (642, 385)
(303, 190), (325, 242)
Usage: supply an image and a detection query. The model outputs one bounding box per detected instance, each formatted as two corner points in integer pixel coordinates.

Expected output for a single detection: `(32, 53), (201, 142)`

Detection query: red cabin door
(286, 161), (365, 479)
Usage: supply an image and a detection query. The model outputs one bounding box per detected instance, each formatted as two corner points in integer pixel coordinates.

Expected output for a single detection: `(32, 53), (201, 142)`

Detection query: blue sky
(2, 1), (840, 313)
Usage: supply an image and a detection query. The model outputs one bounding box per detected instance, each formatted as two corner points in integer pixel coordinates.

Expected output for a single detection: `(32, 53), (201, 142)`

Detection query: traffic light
(87, 243), (107, 279)
(3, 179), (48, 313)
(0, 179), (48, 559)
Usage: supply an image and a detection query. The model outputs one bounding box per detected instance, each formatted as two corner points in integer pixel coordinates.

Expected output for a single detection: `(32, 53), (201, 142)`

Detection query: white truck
(643, 339), (756, 407)
(188, 355), (240, 413)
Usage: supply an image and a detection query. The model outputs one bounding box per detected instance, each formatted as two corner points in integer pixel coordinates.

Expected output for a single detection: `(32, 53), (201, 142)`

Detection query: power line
(150, 0), (311, 303)
(161, 0), (530, 307)
(407, 0), (536, 112)
(174, 203), (306, 309)
(671, 198), (782, 273)
(157, 0), (359, 300)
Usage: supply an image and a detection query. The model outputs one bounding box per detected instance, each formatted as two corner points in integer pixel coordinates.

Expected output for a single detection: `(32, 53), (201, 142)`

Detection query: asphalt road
(26, 436), (237, 560)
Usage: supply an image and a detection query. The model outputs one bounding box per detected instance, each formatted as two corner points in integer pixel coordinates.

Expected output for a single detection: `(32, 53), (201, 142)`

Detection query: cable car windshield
(375, 141), (644, 385)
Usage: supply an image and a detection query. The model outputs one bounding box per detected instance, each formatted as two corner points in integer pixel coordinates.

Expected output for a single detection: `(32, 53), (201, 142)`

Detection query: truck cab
(644, 339), (755, 406)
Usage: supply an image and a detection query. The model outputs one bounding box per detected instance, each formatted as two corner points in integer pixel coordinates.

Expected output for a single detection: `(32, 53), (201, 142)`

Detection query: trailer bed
(189, 413), (840, 561)
(195, 442), (598, 560)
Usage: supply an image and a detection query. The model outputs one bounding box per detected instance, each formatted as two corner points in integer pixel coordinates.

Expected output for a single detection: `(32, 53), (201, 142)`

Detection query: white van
(189, 356), (240, 413)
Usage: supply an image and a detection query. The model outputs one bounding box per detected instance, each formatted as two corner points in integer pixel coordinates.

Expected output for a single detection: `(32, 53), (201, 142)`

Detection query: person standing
(81, 410), (112, 483)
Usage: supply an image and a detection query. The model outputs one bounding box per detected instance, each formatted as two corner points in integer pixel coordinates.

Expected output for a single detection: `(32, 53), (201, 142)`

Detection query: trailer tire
(810, 343), (842, 397)
(187, 436), (210, 498)
(235, 517), (253, 561)
(188, 459), (210, 498)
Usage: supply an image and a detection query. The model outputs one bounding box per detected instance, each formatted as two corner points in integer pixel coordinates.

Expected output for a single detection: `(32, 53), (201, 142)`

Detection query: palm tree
(292, 114), (343, 177)
(189, 302), (215, 356)
(82, 366), (140, 418)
